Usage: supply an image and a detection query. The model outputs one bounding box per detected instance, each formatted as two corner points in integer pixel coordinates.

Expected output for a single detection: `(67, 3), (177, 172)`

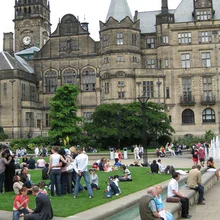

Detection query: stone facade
(1, 0), (220, 139)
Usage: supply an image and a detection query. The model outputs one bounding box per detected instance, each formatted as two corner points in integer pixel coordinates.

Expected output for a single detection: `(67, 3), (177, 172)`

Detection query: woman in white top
(48, 146), (67, 197)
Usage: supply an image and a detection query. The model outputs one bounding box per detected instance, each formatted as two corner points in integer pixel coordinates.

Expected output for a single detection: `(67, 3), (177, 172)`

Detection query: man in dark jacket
(24, 186), (53, 220)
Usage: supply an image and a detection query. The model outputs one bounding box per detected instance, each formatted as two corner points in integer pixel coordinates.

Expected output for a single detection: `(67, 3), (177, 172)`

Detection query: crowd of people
(0, 140), (219, 220)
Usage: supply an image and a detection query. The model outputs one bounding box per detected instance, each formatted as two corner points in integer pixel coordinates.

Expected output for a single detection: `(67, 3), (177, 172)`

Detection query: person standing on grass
(48, 146), (67, 197)
(73, 147), (93, 199)
(139, 187), (162, 220)
(187, 165), (205, 205)
(24, 186), (53, 220)
(0, 151), (12, 193)
(167, 172), (191, 219)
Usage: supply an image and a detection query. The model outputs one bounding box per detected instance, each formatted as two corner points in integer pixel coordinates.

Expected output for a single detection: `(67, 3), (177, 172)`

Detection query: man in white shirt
(73, 148), (93, 198)
(167, 172), (191, 219)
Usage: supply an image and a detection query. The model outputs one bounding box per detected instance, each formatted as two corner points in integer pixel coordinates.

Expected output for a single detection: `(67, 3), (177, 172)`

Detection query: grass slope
(0, 167), (171, 217)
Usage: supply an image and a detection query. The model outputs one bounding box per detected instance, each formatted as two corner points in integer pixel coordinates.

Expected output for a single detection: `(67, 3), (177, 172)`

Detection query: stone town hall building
(0, 0), (220, 139)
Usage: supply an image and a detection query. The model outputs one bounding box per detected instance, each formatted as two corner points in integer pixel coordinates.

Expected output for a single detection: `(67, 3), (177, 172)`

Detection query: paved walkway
(0, 156), (219, 220)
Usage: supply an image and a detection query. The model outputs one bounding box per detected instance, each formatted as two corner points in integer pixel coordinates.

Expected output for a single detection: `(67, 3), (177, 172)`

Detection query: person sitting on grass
(27, 156), (36, 170)
(42, 163), (50, 180)
(118, 165), (132, 181)
(36, 156), (46, 168)
(13, 186), (32, 220)
(24, 186), (53, 220)
(88, 168), (99, 190)
(13, 175), (24, 195)
(150, 160), (159, 174)
(105, 176), (120, 198)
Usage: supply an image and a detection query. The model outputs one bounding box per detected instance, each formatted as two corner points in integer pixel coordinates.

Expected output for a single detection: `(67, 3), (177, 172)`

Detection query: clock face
(23, 36), (32, 45)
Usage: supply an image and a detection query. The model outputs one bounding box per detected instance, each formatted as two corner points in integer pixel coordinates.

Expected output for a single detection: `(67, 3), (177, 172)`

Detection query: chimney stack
(3, 32), (14, 56)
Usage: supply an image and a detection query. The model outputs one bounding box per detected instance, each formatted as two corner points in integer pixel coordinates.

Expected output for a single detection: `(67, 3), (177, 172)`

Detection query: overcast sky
(0, 0), (182, 50)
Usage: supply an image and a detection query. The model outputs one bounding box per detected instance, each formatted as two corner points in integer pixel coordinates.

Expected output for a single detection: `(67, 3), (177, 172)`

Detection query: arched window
(202, 108), (215, 123)
(63, 68), (77, 85)
(45, 70), (57, 93)
(82, 67), (96, 91)
(182, 109), (195, 124)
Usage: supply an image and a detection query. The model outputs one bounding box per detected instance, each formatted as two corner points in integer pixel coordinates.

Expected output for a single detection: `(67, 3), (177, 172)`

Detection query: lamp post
(138, 96), (149, 165)
(213, 30), (220, 135)
(9, 79), (16, 139)
(157, 78), (162, 104)
(116, 111), (121, 149)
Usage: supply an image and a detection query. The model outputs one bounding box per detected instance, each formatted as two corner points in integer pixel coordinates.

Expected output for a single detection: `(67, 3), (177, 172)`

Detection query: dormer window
(196, 10), (211, 21)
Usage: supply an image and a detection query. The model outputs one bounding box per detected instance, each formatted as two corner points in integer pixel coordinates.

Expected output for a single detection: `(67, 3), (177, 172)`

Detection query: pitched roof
(106, 0), (132, 22)
(15, 46), (40, 55)
(136, 0), (220, 34)
(0, 51), (34, 74)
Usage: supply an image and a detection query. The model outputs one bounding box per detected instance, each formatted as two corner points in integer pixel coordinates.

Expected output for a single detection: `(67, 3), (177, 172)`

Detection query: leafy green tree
(84, 102), (175, 149)
(49, 84), (82, 144)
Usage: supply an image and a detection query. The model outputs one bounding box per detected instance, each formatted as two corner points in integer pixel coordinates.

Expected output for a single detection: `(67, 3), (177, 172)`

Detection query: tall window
(45, 70), (57, 93)
(165, 59), (169, 68)
(116, 32), (123, 45)
(118, 91), (125, 99)
(22, 83), (26, 100)
(26, 112), (34, 127)
(143, 81), (154, 98)
(201, 52), (211, 67)
(178, 32), (192, 44)
(182, 109), (195, 124)
(181, 53), (190, 68)
(45, 113), (50, 127)
(63, 68), (77, 85)
(83, 112), (93, 123)
(132, 34), (137, 46)
(104, 57), (109, 63)
(103, 34), (109, 47)
(82, 68), (96, 91)
(198, 31), (212, 43)
(30, 85), (36, 101)
(146, 58), (155, 68)
(146, 38), (155, 49)
(196, 11), (211, 21)
(203, 77), (212, 100)
(162, 36), (169, 44)
(183, 78), (192, 100)
(104, 82), (110, 94)
(3, 83), (7, 96)
(117, 56), (124, 62)
(202, 108), (215, 123)
(166, 87), (170, 99)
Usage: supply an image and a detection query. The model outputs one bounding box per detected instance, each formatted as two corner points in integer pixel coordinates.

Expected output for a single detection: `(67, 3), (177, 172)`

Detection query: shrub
(157, 135), (172, 146)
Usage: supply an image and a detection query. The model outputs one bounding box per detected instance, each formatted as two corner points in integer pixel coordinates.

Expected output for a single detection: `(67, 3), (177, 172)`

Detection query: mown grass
(0, 167), (172, 217)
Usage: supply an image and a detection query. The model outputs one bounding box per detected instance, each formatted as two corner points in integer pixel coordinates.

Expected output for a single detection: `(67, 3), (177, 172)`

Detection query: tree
(84, 101), (175, 149)
(49, 84), (82, 144)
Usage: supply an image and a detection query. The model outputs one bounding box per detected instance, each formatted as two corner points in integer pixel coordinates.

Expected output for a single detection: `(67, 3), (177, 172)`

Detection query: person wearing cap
(89, 169), (99, 190)
(105, 176), (120, 198)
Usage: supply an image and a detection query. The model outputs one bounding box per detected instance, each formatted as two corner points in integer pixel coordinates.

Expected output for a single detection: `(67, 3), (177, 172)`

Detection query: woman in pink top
(198, 147), (205, 167)
(36, 156), (46, 168)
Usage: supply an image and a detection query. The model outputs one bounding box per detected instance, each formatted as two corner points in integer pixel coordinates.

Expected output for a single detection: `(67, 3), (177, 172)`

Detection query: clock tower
(14, 0), (51, 52)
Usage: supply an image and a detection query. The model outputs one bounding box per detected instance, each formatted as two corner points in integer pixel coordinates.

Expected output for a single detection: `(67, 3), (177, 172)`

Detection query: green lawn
(1, 167), (171, 217)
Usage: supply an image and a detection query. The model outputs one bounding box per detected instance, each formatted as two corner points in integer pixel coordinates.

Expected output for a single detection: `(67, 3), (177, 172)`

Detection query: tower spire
(161, 0), (168, 13)
(106, 0), (132, 22)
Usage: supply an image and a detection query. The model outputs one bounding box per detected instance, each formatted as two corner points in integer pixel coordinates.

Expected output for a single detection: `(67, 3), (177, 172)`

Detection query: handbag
(166, 196), (181, 203)
(65, 162), (75, 172)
